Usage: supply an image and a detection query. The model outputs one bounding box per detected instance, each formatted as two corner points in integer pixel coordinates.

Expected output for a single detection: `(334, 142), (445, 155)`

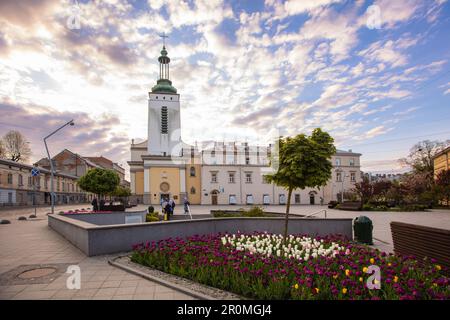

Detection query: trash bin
(353, 216), (373, 245)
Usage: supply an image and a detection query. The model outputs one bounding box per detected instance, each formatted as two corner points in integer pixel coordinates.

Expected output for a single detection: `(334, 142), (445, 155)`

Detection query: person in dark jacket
(91, 198), (98, 212)
(183, 198), (190, 215)
(99, 199), (105, 211)
(164, 202), (172, 220)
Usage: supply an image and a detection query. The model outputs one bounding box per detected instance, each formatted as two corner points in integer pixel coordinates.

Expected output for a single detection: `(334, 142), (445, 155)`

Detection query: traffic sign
(31, 167), (40, 177)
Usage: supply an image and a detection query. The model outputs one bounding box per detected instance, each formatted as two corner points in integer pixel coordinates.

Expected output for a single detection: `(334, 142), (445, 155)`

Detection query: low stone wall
(60, 211), (147, 225)
(48, 214), (353, 256)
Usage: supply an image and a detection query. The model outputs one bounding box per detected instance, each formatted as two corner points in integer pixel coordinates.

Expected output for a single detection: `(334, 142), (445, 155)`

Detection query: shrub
(212, 210), (237, 217)
(243, 206), (265, 217)
(148, 206), (154, 213)
(362, 204), (373, 211)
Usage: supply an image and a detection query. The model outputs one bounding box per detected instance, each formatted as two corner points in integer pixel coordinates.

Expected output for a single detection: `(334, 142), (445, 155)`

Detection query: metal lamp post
(44, 119), (75, 214)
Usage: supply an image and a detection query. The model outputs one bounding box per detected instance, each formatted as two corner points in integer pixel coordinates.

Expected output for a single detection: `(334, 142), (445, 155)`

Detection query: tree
(266, 128), (336, 240)
(78, 168), (120, 198)
(111, 186), (132, 204)
(352, 177), (374, 205)
(0, 140), (5, 158)
(1, 130), (31, 162)
(400, 140), (449, 186)
(400, 172), (434, 205)
(435, 169), (450, 207)
(372, 180), (393, 203)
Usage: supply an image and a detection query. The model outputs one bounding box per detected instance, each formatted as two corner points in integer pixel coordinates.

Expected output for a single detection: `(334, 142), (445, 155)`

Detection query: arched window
(190, 166), (196, 177)
(161, 106), (168, 134)
(190, 187), (196, 194)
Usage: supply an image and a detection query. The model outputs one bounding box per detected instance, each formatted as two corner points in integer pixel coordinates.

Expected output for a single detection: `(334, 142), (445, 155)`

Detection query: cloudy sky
(1, 0), (449, 178)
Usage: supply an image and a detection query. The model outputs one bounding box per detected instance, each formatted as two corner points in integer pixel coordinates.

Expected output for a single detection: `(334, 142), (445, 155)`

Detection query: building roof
(83, 156), (114, 169)
(0, 158), (79, 179)
(432, 145), (450, 160)
(335, 149), (362, 156)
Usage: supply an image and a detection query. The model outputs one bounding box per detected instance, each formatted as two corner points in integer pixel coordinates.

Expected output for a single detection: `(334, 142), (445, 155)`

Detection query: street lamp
(44, 119), (75, 214)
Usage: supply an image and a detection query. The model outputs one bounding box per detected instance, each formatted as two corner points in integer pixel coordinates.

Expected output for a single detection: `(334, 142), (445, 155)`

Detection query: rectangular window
(7, 174), (13, 184)
(28, 176), (32, 186)
(246, 194), (254, 204)
(336, 172), (342, 182)
(263, 194), (270, 205)
(161, 106), (168, 134)
(349, 158), (355, 166)
(350, 172), (356, 182)
(245, 172), (252, 183)
(294, 194), (300, 204)
(228, 172), (235, 183)
(229, 194), (237, 205)
(211, 172), (217, 183)
(18, 174), (23, 186)
(335, 158), (341, 166)
(8, 192), (13, 203)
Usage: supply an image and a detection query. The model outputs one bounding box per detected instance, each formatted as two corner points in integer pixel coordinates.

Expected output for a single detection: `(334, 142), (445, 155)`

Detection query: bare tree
(2, 130), (31, 162)
(0, 140), (5, 158)
(399, 139), (450, 188)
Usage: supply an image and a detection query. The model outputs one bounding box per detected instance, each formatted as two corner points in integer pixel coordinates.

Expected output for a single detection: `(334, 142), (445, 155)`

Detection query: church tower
(147, 45), (181, 156)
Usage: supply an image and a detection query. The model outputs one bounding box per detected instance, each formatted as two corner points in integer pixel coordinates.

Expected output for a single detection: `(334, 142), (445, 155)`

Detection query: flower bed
(131, 232), (449, 300)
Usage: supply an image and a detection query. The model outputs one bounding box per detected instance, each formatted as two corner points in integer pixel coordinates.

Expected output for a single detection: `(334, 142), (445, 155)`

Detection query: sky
(0, 0), (450, 179)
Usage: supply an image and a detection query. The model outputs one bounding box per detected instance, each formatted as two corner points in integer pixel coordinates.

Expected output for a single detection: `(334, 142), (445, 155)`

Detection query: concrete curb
(108, 255), (237, 300)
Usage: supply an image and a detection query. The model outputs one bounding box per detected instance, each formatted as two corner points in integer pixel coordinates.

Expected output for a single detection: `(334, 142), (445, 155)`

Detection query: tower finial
(159, 32), (169, 47)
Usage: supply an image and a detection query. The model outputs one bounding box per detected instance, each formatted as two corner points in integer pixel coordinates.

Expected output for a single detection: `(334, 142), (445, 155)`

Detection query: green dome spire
(152, 45), (177, 94)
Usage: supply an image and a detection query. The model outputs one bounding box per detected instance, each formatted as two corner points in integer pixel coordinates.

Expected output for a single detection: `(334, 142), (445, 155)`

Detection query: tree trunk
(284, 187), (293, 242)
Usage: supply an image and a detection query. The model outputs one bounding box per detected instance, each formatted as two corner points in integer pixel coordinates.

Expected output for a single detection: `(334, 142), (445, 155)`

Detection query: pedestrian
(161, 198), (168, 214)
(320, 197), (324, 206)
(169, 198), (175, 215)
(99, 198), (105, 211)
(164, 201), (172, 220)
(183, 198), (190, 215)
(91, 198), (98, 212)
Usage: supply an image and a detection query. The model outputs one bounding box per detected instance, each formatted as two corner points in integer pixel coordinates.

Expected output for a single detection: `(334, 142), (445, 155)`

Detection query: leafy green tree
(112, 186), (132, 197)
(111, 186), (132, 204)
(78, 168), (120, 198)
(266, 128), (336, 240)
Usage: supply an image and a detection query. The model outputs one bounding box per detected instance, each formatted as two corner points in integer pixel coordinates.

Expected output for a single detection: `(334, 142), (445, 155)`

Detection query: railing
(305, 209), (327, 219)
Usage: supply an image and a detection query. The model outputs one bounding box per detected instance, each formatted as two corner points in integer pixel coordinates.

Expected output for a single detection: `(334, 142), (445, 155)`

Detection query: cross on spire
(159, 32), (169, 47)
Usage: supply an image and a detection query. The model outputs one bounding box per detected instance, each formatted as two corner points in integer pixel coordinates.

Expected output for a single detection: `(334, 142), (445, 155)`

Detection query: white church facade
(128, 45), (362, 206)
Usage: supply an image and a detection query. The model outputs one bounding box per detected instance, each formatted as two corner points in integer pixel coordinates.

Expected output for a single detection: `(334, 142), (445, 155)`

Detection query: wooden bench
(338, 201), (362, 211)
(391, 221), (450, 273)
